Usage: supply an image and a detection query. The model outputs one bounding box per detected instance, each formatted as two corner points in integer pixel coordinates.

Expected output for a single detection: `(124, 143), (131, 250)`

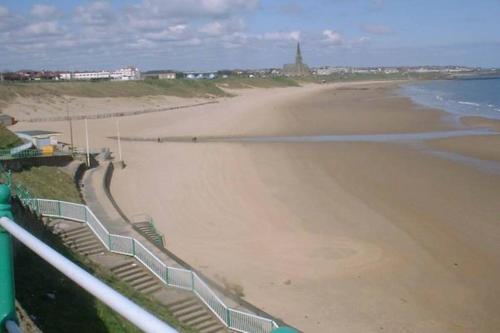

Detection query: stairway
(53, 223), (106, 256)
(133, 221), (164, 248)
(110, 261), (163, 295)
(165, 297), (228, 333)
(48, 219), (230, 333)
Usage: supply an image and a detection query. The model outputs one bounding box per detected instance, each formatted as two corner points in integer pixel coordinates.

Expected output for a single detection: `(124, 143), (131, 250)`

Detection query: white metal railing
(10, 141), (33, 155)
(28, 198), (279, 333)
(0, 217), (178, 333)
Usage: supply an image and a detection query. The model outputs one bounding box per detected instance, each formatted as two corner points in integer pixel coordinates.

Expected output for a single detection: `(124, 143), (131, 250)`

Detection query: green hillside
(0, 124), (21, 149)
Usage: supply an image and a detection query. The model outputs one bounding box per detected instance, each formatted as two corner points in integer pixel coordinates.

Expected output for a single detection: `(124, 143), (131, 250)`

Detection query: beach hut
(16, 130), (61, 153)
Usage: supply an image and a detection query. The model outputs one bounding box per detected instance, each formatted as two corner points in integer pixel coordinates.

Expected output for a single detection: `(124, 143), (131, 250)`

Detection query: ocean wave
(458, 101), (481, 107)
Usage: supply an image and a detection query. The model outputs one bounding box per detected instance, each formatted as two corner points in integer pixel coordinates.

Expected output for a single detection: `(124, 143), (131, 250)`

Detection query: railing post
(191, 271), (195, 291)
(6, 170), (12, 188)
(132, 239), (135, 256)
(0, 184), (17, 329)
(165, 266), (170, 285)
(57, 200), (62, 217)
(226, 308), (231, 328)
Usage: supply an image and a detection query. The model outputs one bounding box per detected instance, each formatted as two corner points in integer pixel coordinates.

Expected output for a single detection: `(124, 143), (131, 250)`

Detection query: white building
(60, 73), (72, 80)
(73, 71), (111, 80)
(59, 66), (140, 81)
(159, 72), (176, 80)
(111, 66), (140, 80)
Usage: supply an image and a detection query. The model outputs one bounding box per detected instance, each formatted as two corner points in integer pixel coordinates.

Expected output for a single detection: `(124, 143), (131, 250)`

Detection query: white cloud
(358, 36), (370, 43)
(361, 24), (392, 35)
(21, 21), (63, 37)
(199, 18), (244, 36)
(144, 25), (190, 41)
(322, 30), (343, 44)
(134, 0), (259, 18)
(75, 1), (115, 26)
(200, 21), (225, 35)
(0, 6), (9, 17)
(262, 30), (301, 41)
(31, 4), (60, 18)
(169, 24), (188, 33)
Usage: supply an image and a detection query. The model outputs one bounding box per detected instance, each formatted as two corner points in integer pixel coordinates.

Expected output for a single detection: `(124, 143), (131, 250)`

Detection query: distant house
(60, 73), (72, 80)
(159, 72), (176, 80)
(184, 72), (217, 80)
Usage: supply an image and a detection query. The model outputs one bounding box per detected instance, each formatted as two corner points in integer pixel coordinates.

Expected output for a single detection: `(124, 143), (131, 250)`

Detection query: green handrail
(0, 184), (17, 331)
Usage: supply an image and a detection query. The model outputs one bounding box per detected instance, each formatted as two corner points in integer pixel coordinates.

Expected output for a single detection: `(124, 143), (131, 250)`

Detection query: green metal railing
(19, 197), (278, 333)
(0, 149), (43, 161)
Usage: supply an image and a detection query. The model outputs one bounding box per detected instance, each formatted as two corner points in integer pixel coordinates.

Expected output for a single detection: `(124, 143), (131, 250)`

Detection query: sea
(401, 77), (500, 120)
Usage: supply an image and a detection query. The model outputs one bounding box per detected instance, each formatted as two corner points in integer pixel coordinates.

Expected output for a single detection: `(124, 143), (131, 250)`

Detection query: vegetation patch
(12, 166), (82, 203)
(0, 79), (228, 104)
(0, 124), (21, 149)
(215, 76), (300, 89)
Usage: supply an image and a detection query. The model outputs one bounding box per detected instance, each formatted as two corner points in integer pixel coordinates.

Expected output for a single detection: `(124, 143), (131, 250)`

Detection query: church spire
(295, 42), (303, 65)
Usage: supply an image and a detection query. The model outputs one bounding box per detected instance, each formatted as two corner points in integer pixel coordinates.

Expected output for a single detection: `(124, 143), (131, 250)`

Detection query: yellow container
(42, 145), (55, 155)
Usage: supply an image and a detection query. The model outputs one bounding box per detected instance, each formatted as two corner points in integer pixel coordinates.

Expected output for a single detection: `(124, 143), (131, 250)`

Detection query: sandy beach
(7, 81), (500, 332)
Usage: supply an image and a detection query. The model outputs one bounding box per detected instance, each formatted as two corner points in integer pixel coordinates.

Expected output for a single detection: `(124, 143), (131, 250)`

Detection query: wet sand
(8, 81), (500, 332)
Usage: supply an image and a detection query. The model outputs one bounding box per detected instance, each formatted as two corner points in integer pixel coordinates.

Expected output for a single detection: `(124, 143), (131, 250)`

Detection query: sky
(0, 0), (499, 71)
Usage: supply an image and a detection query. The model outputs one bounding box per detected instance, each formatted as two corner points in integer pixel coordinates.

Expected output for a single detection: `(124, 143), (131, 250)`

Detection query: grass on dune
(215, 76), (300, 89)
(0, 76), (299, 107)
(12, 166), (82, 203)
(0, 79), (229, 103)
(0, 124), (21, 149)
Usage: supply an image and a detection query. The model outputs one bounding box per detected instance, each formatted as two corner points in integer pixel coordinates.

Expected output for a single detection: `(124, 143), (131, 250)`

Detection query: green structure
(0, 184), (16, 331)
(271, 327), (299, 333)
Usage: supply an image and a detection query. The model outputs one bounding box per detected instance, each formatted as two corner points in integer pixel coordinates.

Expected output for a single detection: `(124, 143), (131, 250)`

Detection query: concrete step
(63, 232), (96, 243)
(167, 298), (200, 312)
(129, 274), (156, 287)
(176, 308), (208, 322)
(172, 303), (204, 318)
(112, 264), (144, 277)
(66, 237), (101, 249)
(139, 283), (162, 295)
(111, 262), (140, 275)
(134, 279), (160, 292)
(80, 247), (105, 256)
(196, 320), (225, 333)
(72, 241), (104, 252)
(183, 313), (213, 327)
(61, 226), (89, 237)
(200, 325), (227, 333)
(120, 270), (149, 283)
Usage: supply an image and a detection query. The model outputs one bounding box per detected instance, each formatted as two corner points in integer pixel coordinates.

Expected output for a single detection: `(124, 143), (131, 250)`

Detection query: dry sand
(8, 81), (500, 332)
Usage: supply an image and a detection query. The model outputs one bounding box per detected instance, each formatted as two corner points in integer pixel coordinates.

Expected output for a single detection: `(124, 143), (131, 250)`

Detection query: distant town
(1, 43), (498, 82)
(1, 65), (498, 83)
